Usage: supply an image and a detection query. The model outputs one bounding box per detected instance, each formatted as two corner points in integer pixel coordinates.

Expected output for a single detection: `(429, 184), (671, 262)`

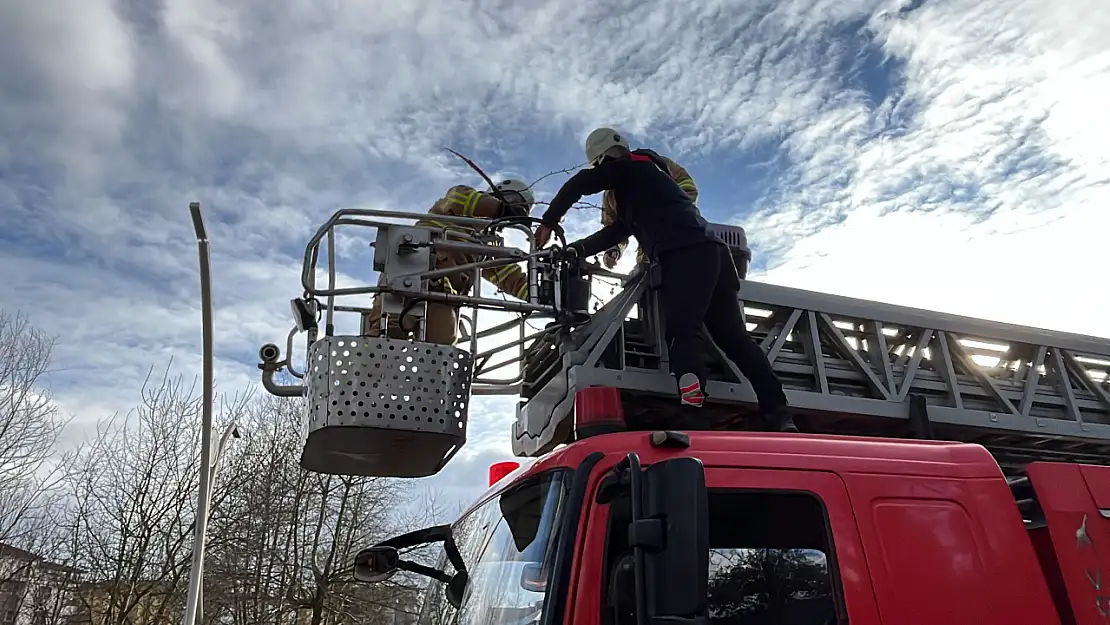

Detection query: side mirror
(446, 571), (469, 610)
(350, 524), (471, 610)
(520, 562), (547, 592)
(352, 546), (401, 583)
(627, 455), (708, 624)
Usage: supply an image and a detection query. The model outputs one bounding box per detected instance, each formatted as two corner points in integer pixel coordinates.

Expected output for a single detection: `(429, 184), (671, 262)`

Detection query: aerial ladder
(257, 208), (1110, 479)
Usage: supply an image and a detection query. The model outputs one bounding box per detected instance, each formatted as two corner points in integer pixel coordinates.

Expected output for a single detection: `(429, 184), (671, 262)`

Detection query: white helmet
(492, 178), (535, 215)
(585, 127), (630, 165)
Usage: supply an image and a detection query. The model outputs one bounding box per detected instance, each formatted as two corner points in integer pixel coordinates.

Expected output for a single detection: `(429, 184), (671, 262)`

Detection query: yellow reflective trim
(462, 190), (482, 217)
(490, 264), (515, 283)
(447, 190), (471, 204)
(416, 218), (452, 230)
(433, 277), (457, 295)
(514, 282), (529, 300)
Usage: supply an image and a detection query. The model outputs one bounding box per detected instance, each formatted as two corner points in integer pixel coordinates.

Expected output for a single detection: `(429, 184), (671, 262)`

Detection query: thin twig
(528, 162), (589, 189)
(534, 200), (602, 212)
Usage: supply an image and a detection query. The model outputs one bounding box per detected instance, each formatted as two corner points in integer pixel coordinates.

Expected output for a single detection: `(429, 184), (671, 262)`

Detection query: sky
(1, 0), (1108, 509)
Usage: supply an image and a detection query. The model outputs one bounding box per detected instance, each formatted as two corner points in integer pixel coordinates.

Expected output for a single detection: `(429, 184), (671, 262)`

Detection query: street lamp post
(182, 202), (214, 625)
(182, 203), (244, 625)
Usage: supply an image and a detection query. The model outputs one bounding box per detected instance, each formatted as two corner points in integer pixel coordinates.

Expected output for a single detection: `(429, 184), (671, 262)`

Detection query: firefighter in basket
(361, 179), (535, 346)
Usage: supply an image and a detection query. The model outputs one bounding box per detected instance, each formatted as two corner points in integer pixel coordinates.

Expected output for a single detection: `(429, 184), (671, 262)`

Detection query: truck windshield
(417, 470), (570, 625)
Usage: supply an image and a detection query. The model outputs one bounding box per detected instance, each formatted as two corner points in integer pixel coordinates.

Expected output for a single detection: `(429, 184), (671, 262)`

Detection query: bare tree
(201, 395), (436, 625)
(199, 395), (305, 625)
(0, 311), (68, 547)
(0, 336), (447, 625)
(58, 364), (249, 625)
(0, 311), (77, 625)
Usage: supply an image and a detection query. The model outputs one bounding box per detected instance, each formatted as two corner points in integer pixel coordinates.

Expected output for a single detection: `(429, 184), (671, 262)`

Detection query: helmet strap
(502, 203), (527, 218)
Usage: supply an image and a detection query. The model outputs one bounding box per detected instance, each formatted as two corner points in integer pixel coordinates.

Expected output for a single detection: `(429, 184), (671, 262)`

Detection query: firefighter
(362, 179), (534, 346)
(597, 137), (699, 270)
(535, 128), (796, 432)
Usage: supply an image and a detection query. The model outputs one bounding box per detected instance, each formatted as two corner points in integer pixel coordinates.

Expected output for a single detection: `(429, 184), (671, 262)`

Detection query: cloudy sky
(2, 0), (1107, 507)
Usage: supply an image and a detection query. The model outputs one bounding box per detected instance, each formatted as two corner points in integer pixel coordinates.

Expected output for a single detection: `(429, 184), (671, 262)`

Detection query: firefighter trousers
(361, 295), (460, 346)
(656, 241), (788, 415)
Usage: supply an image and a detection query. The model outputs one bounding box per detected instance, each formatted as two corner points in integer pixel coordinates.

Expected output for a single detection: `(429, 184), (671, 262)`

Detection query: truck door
(700, 467), (882, 625)
(577, 464), (882, 625)
(1028, 461), (1110, 625)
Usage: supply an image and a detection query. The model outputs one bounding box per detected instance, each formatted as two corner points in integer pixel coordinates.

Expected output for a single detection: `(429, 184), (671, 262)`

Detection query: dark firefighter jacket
(540, 149), (718, 260)
(600, 153), (699, 265)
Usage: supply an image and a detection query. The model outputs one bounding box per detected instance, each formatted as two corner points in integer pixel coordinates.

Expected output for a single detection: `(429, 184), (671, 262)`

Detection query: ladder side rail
(740, 280), (1110, 359)
(749, 326), (1110, 422)
(736, 289), (1110, 423)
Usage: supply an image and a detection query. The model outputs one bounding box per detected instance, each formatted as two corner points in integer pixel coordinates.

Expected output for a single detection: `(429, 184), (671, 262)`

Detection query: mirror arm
(379, 524), (469, 578)
(397, 559), (454, 585)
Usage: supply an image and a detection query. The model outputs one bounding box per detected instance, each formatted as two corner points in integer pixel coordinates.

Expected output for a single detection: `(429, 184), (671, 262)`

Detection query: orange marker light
(488, 461), (521, 487)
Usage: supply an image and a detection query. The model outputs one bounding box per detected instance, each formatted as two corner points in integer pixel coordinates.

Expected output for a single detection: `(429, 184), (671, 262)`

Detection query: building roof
(0, 542), (84, 575)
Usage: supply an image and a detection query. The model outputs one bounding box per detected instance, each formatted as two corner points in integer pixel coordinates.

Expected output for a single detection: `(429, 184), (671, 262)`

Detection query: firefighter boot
(762, 406), (799, 433)
(667, 373), (709, 431)
(678, 372), (705, 408)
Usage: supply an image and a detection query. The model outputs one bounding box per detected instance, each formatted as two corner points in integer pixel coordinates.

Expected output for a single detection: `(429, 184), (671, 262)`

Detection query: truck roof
(500, 430), (1004, 493)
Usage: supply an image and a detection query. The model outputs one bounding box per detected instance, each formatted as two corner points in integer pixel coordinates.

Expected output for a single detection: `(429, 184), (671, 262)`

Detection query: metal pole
(197, 421), (241, 624)
(326, 228), (336, 336)
(182, 202), (215, 625)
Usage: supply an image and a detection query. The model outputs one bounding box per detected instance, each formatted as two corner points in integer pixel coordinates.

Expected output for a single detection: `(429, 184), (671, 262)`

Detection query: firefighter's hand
(534, 224), (553, 249)
(602, 247), (621, 269)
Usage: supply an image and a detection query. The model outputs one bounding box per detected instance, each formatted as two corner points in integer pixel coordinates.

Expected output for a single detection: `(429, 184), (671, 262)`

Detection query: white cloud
(1, 0), (1108, 515)
(744, 0), (1110, 339)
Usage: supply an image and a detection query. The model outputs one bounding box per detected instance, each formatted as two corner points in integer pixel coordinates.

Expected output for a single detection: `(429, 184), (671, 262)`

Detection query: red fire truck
(259, 211), (1110, 624)
(353, 400), (1110, 625)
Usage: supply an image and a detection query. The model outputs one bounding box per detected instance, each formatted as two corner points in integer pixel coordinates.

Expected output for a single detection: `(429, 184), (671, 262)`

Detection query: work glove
(534, 224), (553, 249)
(602, 247), (621, 269)
(558, 242), (584, 262)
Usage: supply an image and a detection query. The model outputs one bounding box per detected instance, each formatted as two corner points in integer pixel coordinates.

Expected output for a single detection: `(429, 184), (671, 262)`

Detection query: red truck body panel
(842, 469), (1060, 624)
(1027, 462), (1110, 625)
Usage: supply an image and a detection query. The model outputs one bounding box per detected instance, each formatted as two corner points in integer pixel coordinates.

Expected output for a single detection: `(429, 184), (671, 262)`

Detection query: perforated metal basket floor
(300, 336), (472, 477)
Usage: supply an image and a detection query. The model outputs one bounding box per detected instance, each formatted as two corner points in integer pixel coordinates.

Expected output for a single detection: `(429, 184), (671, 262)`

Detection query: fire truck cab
(259, 209), (1110, 625)
(361, 427), (1110, 625)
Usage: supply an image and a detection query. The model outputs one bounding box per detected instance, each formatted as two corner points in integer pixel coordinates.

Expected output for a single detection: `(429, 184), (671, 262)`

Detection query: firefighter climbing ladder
(258, 208), (1110, 478)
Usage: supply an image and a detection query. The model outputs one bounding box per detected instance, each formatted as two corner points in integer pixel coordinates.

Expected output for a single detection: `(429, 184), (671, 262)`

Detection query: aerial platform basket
(257, 207), (575, 478)
(301, 335), (473, 478)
